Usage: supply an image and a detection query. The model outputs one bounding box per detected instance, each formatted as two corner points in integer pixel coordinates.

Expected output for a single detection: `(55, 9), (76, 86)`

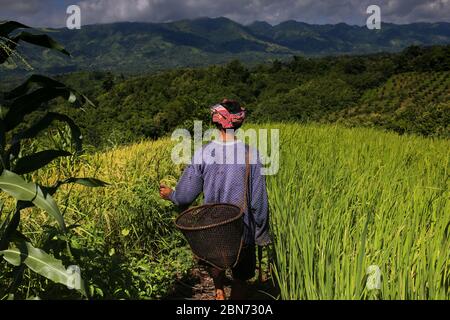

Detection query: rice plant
(267, 123), (449, 300)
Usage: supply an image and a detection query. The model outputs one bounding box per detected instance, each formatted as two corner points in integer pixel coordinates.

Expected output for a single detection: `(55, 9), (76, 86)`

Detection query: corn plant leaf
(3, 74), (94, 133)
(4, 87), (77, 131)
(5, 75), (69, 100)
(0, 208), (21, 251)
(0, 21), (30, 37)
(14, 150), (71, 175)
(0, 39), (18, 64)
(0, 241), (86, 296)
(8, 112), (83, 160)
(0, 103), (9, 119)
(44, 177), (109, 196)
(9, 229), (31, 243)
(64, 177), (109, 188)
(0, 170), (66, 231)
(11, 31), (70, 56)
(6, 74), (94, 107)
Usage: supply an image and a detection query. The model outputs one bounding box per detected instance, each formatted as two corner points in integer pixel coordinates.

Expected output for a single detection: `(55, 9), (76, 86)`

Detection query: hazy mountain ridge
(4, 17), (450, 74)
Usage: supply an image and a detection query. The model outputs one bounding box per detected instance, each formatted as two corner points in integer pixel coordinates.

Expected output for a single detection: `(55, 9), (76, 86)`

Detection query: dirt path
(166, 264), (279, 300)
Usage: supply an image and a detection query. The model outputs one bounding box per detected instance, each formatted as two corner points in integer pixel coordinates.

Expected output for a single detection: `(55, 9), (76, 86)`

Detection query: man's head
(210, 99), (246, 131)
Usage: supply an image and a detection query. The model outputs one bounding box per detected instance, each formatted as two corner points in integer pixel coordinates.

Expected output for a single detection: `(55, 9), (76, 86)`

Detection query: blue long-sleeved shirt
(169, 140), (271, 246)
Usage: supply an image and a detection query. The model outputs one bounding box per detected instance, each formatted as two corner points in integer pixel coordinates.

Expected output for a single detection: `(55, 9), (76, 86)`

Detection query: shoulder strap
(241, 147), (250, 213)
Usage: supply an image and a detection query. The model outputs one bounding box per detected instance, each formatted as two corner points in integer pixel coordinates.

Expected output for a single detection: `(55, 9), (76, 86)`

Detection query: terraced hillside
(336, 71), (450, 136)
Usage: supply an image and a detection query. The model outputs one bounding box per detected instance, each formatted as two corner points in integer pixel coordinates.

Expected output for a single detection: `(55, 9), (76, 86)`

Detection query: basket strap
(241, 147), (250, 213)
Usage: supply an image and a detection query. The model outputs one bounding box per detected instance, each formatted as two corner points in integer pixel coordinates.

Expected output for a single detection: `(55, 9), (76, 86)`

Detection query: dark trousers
(208, 245), (256, 289)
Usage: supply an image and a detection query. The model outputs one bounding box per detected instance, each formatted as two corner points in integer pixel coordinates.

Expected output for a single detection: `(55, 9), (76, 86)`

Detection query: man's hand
(159, 184), (173, 200)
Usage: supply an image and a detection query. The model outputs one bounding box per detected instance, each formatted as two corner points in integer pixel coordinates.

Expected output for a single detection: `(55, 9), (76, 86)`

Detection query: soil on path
(166, 264), (279, 300)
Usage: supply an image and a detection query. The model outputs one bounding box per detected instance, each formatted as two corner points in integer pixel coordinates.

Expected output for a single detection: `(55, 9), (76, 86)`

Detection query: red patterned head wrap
(210, 99), (246, 129)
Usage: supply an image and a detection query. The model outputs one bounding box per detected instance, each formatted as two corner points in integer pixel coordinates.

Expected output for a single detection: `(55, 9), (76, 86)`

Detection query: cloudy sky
(1, 0), (449, 27)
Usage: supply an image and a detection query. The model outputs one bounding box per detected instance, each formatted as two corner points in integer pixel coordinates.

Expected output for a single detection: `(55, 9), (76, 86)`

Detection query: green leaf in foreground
(14, 150), (71, 175)
(0, 21), (30, 37)
(64, 177), (109, 187)
(11, 32), (70, 56)
(0, 170), (66, 231)
(9, 112), (84, 155)
(44, 177), (109, 196)
(0, 241), (86, 297)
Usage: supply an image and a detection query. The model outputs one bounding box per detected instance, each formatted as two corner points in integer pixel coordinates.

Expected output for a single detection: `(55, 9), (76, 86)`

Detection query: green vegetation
(335, 71), (450, 135)
(0, 21), (103, 298)
(268, 124), (449, 299)
(1, 139), (192, 299)
(1, 123), (447, 299)
(1, 20), (448, 300)
(0, 21), (192, 300)
(39, 45), (450, 149)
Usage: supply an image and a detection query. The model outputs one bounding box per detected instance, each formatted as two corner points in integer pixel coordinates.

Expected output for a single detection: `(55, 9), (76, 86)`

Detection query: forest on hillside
(28, 44), (450, 148)
(3, 18), (450, 75)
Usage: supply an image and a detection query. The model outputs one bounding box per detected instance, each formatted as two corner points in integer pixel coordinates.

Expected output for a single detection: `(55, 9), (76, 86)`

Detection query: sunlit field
(268, 124), (449, 299)
(14, 123), (450, 299)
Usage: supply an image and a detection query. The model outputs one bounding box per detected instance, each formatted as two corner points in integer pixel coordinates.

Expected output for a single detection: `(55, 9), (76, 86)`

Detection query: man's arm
(160, 164), (203, 206)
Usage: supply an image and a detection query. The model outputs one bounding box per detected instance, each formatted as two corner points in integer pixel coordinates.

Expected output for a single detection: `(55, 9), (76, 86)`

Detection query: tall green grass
(267, 124), (449, 299)
(10, 123), (448, 299)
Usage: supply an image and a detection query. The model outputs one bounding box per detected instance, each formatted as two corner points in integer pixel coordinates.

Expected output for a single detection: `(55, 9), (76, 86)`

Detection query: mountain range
(5, 17), (450, 74)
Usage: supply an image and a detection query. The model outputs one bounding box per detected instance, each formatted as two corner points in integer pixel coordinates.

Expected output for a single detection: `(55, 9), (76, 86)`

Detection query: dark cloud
(0, 0), (73, 27)
(379, 0), (449, 23)
(0, 0), (41, 14)
(0, 0), (449, 27)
